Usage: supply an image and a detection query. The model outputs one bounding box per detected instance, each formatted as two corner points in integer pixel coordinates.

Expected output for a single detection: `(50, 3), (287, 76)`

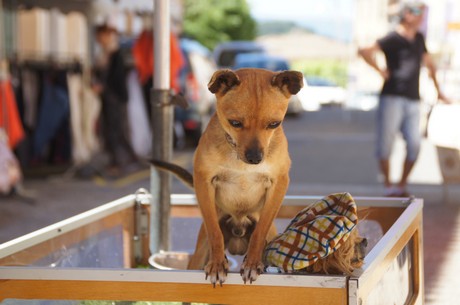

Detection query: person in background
(132, 27), (184, 123)
(358, 1), (450, 197)
(93, 23), (138, 177)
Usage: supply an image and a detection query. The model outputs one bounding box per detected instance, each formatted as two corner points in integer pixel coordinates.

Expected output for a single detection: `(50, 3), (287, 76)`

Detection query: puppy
(153, 68), (303, 286)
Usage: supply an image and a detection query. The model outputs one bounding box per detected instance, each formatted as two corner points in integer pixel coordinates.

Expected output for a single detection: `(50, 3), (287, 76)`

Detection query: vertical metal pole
(150, 0), (172, 254)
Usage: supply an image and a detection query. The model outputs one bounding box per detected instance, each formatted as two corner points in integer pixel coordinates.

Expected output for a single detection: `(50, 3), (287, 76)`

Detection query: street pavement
(1, 108), (459, 304)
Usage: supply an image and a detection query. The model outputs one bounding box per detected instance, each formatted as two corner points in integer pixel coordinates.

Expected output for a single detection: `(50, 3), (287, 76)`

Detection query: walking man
(358, 1), (450, 196)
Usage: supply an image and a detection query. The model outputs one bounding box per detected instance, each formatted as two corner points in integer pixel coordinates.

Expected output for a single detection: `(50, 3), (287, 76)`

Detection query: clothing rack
(11, 57), (83, 74)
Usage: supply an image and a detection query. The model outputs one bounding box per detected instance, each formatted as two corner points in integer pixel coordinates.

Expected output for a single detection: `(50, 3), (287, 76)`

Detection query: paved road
(171, 108), (454, 200)
(1, 108), (459, 304)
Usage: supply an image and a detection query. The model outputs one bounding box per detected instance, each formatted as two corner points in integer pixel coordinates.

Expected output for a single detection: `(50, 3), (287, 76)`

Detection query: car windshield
(306, 77), (337, 87)
(233, 54), (290, 71)
(218, 50), (262, 68)
(235, 59), (289, 71)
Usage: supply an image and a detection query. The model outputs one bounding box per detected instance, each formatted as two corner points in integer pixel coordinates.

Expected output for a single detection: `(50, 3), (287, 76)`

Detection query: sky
(247, 0), (355, 41)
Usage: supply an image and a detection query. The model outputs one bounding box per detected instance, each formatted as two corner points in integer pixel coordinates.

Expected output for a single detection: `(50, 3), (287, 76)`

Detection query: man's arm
(358, 43), (389, 80)
(423, 52), (450, 103)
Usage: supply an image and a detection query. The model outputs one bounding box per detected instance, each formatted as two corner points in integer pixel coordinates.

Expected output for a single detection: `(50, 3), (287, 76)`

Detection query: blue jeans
(376, 95), (421, 162)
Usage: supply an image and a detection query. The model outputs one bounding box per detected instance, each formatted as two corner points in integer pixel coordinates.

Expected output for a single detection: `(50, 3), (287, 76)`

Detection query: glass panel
(365, 239), (414, 305)
(33, 225), (125, 268)
(0, 208), (134, 268)
(357, 219), (384, 253)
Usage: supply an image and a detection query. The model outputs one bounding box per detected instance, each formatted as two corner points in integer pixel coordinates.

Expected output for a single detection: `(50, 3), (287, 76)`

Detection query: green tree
(183, 0), (256, 50)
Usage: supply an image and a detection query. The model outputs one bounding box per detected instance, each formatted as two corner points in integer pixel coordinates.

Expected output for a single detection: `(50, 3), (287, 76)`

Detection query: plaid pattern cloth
(264, 192), (358, 272)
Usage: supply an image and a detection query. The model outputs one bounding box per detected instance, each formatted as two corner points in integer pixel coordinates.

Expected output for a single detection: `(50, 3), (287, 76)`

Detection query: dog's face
(208, 68), (303, 164)
(219, 214), (257, 255)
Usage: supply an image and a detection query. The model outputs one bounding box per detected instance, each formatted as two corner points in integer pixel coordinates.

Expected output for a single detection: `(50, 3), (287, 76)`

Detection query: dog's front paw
(204, 255), (229, 287)
(240, 256), (264, 284)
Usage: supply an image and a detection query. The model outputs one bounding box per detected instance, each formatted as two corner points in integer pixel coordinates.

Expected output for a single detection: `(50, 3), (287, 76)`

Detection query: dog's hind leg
(187, 223), (210, 270)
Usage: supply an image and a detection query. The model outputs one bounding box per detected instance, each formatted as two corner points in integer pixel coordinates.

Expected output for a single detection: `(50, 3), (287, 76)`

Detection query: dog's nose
(245, 149), (263, 164)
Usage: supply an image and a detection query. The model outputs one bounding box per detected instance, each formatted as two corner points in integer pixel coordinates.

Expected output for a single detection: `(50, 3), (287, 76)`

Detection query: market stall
(0, 192), (423, 305)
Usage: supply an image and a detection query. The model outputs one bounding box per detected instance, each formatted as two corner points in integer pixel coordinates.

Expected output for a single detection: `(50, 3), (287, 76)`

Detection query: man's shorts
(376, 95), (421, 161)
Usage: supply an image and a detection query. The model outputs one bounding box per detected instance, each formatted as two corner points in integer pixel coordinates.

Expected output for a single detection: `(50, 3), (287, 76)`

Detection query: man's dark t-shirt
(377, 31), (427, 100)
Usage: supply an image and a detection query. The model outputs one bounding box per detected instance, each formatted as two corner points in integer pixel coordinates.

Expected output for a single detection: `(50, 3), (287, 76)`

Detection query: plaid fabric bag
(264, 192), (358, 272)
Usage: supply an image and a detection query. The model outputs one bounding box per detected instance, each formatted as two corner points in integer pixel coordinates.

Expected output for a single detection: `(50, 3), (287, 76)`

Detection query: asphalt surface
(1, 108), (459, 304)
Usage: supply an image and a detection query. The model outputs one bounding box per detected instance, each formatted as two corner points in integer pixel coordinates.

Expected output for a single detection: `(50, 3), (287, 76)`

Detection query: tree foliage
(182, 0), (256, 50)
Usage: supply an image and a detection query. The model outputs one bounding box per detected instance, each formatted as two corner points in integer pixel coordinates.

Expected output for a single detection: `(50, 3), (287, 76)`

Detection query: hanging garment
(0, 79), (25, 149)
(125, 11), (134, 36)
(21, 69), (39, 129)
(67, 12), (88, 61)
(126, 70), (151, 157)
(67, 73), (86, 164)
(17, 8), (51, 59)
(80, 81), (101, 158)
(49, 8), (68, 60)
(2, 8), (17, 58)
(131, 30), (184, 92)
(33, 80), (70, 157)
(67, 73), (101, 165)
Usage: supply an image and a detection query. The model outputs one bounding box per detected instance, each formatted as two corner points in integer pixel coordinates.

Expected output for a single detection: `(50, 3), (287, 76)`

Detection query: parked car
(176, 38), (217, 147)
(347, 91), (378, 111)
(303, 76), (347, 108)
(232, 53), (304, 116)
(213, 41), (266, 68)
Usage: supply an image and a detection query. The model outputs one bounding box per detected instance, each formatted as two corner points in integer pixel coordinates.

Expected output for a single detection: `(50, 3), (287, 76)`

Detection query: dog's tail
(150, 159), (194, 188)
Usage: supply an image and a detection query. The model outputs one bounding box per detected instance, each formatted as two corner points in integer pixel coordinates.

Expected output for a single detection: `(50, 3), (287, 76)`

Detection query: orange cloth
(0, 80), (25, 149)
(132, 30), (184, 92)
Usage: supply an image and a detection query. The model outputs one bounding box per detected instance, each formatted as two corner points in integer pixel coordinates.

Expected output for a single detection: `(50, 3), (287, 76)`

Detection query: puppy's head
(208, 68), (303, 164)
(219, 214), (257, 255)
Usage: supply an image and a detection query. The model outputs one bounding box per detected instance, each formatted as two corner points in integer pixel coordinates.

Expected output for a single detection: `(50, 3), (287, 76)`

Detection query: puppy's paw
(204, 255), (229, 287)
(240, 256), (264, 284)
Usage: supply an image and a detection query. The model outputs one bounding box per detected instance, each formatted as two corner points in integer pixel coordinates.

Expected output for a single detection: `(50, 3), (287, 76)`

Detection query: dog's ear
(208, 69), (241, 95)
(271, 71), (304, 97)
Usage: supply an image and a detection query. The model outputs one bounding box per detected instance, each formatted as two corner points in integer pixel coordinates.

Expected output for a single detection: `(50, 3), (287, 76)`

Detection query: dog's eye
(267, 121), (281, 129)
(228, 120), (243, 128)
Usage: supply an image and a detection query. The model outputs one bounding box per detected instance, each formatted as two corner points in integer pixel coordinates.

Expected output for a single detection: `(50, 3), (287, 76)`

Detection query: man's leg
(379, 159), (391, 187)
(376, 95), (403, 195)
(379, 159), (394, 196)
(398, 100), (421, 194)
(398, 160), (416, 190)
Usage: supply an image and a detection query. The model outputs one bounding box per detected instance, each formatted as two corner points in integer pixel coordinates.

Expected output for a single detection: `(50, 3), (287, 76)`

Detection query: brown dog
(153, 68), (303, 286)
